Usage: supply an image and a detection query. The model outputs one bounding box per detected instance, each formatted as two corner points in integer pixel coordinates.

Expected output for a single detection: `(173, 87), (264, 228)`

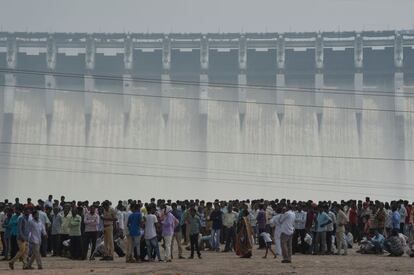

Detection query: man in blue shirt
(371, 230), (385, 254)
(209, 203), (223, 252)
(9, 207), (20, 259)
(127, 204), (142, 263)
(9, 206), (30, 270)
(313, 205), (332, 255)
(391, 205), (401, 231)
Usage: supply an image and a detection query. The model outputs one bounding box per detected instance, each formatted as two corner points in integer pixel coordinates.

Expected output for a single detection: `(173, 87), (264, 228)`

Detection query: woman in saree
(235, 208), (254, 258)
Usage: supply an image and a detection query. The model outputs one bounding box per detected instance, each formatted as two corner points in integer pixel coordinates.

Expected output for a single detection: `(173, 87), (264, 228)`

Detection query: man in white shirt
(37, 207), (51, 257)
(326, 207), (336, 254)
(270, 209), (283, 256)
(278, 206), (295, 263)
(335, 204), (349, 255)
(222, 205), (237, 252)
(399, 203), (407, 234)
(144, 205), (161, 261)
(44, 195), (53, 209)
(83, 206), (100, 260)
(116, 206), (125, 237)
(27, 210), (47, 270)
(123, 204), (133, 262)
(293, 204), (307, 254)
(265, 204), (274, 233)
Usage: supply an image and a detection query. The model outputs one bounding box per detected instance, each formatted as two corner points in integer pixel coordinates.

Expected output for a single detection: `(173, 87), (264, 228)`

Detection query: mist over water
(1, 79), (413, 202)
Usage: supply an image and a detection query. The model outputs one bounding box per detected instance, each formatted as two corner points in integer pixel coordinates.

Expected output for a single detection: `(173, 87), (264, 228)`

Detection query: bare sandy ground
(0, 248), (414, 275)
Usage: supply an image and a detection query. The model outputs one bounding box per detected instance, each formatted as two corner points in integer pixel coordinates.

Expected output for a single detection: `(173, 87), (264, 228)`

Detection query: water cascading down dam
(0, 30), (414, 201)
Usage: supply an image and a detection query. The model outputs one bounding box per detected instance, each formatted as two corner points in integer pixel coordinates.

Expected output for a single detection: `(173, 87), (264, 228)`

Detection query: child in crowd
(260, 231), (277, 259)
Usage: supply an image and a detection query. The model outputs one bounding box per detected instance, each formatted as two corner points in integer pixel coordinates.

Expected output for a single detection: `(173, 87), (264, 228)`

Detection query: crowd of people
(1, 195), (414, 270)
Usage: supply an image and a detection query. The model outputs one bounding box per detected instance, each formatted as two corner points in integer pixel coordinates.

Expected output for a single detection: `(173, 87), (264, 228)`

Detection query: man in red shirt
(348, 204), (358, 243)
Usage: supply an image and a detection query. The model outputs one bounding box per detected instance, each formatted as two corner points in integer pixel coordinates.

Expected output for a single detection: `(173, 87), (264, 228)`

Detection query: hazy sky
(0, 0), (413, 33)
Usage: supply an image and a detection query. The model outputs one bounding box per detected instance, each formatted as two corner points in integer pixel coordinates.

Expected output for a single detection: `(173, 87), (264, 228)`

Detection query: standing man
(391, 204), (401, 232)
(60, 205), (71, 257)
(45, 195), (53, 209)
(37, 205), (51, 257)
(83, 205), (99, 260)
(293, 204), (307, 254)
(210, 203), (223, 252)
(50, 207), (62, 256)
(348, 203), (358, 242)
(161, 205), (178, 262)
(2, 208), (12, 260)
(9, 206), (30, 270)
(26, 210), (47, 270)
(171, 203), (184, 259)
(314, 206), (332, 255)
(9, 206), (20, 259)
(100, 201), (117, 261)
(335, 204), (349, 255)
(398, 202), (407, 234)
(144, 205), (161, 261)
(0, 204), (6, 258)
(279, 206), (295, 263)
(326, 205), (336, 254)
(222, 205), (237, 252)
(68, 207), (82, 260)
(126, 204), (142, 263)
(256, 204), (266, 249)
(188, 207), (202, 259)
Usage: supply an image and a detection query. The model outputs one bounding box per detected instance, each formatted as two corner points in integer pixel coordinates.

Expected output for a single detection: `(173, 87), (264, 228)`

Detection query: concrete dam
(0, 30), (414, 201)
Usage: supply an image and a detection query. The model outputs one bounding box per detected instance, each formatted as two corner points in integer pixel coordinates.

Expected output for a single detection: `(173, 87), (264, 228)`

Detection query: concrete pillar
(199, 36), (209, 117)
(3, 74), (16, 148)
(4, 37), (17, 115)
(45, 35), (57, 137)
(354, 33), (364, 143)
(315, 34), (324, 133)
(2, 37), (17, 145)
(161, 36), (171, 125)
(394, 32), (404, 69)
(238, 35), (247, 129)
(84, 35), (95, 142)
(124, 35), (134, 72)
(123, 35), (133, 131)
(198, 36), (209, 172)
(276, 35), (285, 125)
(354, 33), (363, 69)
(394, 32), (405, 116)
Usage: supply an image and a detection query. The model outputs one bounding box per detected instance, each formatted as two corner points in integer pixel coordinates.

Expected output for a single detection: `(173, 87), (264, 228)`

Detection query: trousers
(28, 243), (42, 268)
(281, 233), (292, 261)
